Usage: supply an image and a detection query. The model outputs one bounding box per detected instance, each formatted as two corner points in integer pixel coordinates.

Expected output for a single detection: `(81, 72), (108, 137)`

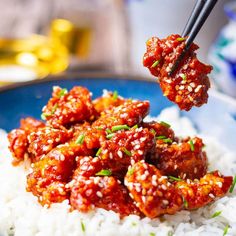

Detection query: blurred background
(0, 0), (235, 97)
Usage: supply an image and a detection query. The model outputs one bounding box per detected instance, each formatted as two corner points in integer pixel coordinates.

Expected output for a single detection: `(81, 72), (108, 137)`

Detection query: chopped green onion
(81, 220), (85, 232)
(176, 37), (185, 42)
(122, 147), (132, 156)
(211, 211), (222, 218)
(182, 196), (188, 208)
(132, 124), (138, 129)
(223, 224), (229, 236)
(106, 133), (115, 139)
(96, 148), (102, 157)
(113, 90), (118, 100)
(128, 167), (134, 176)
(163, 138), (173, 144)
(58, 88), (68, 98)
(111, 124), (130, 132)
(168, 176), (182, 181)
(96, 127), (103, 130)
(149, 233), (155, 236)
(150, 128), (156, 136)
(51, 103), (58, 114)
(180, 73), (187, 81)
(189, 139), (195, 151)
(75, 134), (85, 145)
(132, 222), (137, 226)
(160, 121), (171, 128)
(95, 169), (112, 176)
(106, 128), (112, 134)
(156, 135), (167, 140)
(151, 60), (160, 68)
(41, 113), (50, 120)
(168, 231), (174, 236)
(229, 175), (236, 193)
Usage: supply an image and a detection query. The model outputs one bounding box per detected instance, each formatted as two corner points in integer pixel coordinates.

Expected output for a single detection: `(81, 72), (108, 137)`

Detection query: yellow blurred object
(50, 19), (91, 58)
(0, 34), (69, 85)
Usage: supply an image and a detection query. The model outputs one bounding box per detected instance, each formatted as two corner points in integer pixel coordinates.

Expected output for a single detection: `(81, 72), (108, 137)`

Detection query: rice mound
(0, 107), (236, 236)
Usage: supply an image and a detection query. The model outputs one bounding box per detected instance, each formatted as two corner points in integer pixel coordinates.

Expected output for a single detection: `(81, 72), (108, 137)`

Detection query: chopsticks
(169, 0), (218, 76)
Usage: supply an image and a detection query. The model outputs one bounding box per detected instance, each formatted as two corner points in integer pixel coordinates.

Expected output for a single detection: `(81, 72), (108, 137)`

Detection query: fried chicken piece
(42, 86), (97, 128)
(27, 141), (93, 206)
(28, 127), (73, 160)
(143, 34), (212, 111)
(176, 171), (233, 210)
(125, 161), (183, 218)
(155, 137), (207, 180)
(20, 117), (45, 133)
(93, 90), (125, 114)
(8, 117), (45, 165)
(8, 129), (28, 165)
(92, 100), (150, 130)
(98, 127), (155, 179)
(70, 166), (140, 217)
(125, 162), (232, 218)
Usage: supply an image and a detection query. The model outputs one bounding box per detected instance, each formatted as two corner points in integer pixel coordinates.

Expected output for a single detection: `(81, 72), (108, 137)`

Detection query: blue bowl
(0, 73), (236, 150)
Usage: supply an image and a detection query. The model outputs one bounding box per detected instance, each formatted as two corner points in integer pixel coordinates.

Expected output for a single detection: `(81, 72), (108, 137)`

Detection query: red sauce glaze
(8, 86), (233, 218)
(8, 117), (45, 165)
(143, 34), (213, 111)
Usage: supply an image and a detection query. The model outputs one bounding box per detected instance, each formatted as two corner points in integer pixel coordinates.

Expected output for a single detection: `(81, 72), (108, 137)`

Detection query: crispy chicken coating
(155, 137), (208, 180)
(26, 141), (93, 205)
(143, 34), (212, 110)
(8, 117), (45, 164)
(125, 162), (232, 218)
(8, 129), (28, 165)
(92, 100), (150, 129)
(125, 161), (183, 218)
(70, 157), (140, 217)
(98, 127), (156, 179)
(71, 122), (107, 150)
(28, 127), (72, 160)
(93, 90), (125, 114)
(42, 86), (97, 128)
(176, 171), (233, 210)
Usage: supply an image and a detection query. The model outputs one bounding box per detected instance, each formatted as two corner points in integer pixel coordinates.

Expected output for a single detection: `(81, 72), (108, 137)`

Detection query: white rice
(0, 107), (236, 236)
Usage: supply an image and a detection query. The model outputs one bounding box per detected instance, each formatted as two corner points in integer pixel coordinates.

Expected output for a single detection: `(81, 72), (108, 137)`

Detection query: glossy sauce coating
(8, 86), (233, 218)
(143, 34), (212, 110)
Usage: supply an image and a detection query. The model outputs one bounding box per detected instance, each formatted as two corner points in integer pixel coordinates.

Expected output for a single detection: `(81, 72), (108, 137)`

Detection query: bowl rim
(0, 71), (236, 107)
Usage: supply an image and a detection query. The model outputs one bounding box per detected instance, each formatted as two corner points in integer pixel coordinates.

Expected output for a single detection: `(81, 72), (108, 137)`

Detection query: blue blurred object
(0, 74), (236, 150)
(208, 1), (236, 98)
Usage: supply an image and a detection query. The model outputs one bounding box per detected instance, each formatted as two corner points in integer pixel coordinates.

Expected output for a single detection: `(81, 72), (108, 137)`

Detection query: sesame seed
(217, 182), (223, 188)
(190, 82), (195, 88)
(96, 191), (103, 198)
(194, 85), (202, 93)
(161, 184), (167, 190)
(209, 193), (215, 199)
(117, 150), (123, 158)
(162, 200), (169, 205)
(138, 150), (144, 155)
(187, 86), (193, 92)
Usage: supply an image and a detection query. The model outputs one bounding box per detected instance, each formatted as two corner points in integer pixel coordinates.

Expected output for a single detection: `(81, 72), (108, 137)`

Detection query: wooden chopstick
(169, 0), (218, 76)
